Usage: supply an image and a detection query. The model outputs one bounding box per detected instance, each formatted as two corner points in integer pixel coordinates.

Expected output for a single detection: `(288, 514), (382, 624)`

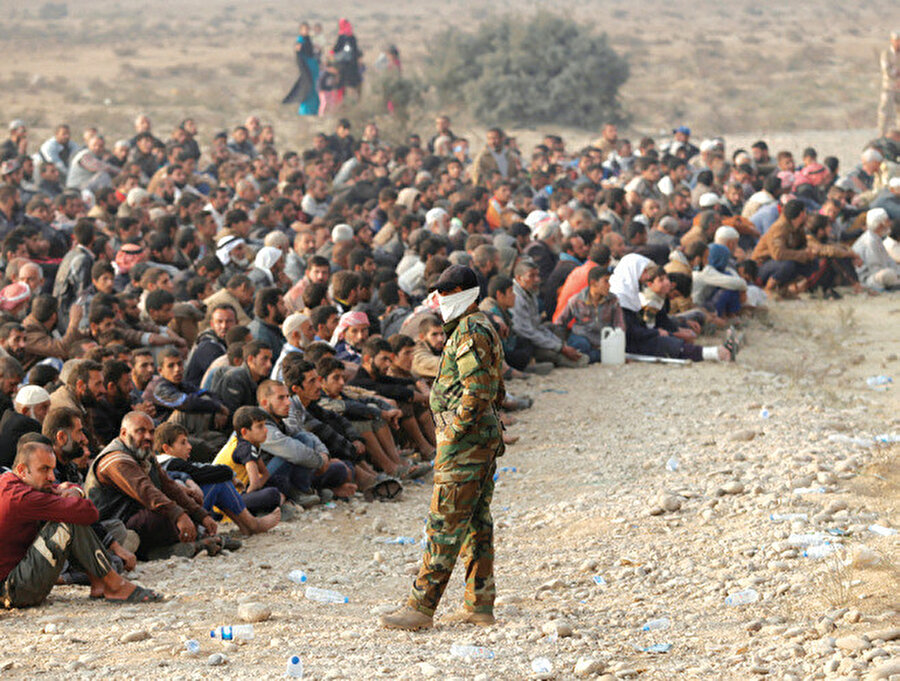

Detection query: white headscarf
(216, 236), (246, 266)
(253, 246), (282, 285)
(609, 253), (653, 312)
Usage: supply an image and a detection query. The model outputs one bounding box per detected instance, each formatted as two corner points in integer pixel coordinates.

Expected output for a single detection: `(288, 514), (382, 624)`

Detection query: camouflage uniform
(408, 310), (505, 616)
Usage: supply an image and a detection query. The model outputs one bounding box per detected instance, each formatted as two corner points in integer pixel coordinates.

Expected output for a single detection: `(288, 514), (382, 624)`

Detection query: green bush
(425, 12), (629, 128)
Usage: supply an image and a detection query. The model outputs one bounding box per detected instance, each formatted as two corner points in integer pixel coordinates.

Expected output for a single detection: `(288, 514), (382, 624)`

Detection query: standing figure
(878, 30), (900, 136)
(380, 266), (505, 631)
(333, 18), (362, 100)
(283, 23), (320, 116)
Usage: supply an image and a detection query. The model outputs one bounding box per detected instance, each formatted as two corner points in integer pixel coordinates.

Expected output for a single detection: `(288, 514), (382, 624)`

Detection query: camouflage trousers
(408, 455), (497, 616)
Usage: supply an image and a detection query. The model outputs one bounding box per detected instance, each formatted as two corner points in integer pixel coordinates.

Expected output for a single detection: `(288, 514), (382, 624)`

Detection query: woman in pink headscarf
(332, 18), (362, 98)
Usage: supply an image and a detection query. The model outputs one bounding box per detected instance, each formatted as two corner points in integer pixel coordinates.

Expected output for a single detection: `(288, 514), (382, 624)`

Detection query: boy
(212, 406), (284, 515)
(156, 422), (280, 535)
(557, 266), (624, 363)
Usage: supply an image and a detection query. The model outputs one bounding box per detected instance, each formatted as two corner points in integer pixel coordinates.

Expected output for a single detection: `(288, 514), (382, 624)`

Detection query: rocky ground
(0, 294), (897, 680)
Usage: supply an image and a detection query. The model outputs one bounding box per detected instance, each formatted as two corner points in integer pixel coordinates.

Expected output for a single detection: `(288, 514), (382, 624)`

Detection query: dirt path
(0, 296), (897, 680)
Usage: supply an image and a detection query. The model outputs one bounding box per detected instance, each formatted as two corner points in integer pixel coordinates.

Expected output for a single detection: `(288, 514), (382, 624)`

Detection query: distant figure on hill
(283, 22), (320, 116)
(332, 18), (362, 100)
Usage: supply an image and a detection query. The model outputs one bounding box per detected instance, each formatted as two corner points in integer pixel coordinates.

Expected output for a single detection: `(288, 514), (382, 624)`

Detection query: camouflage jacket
(431, 310), (506, 456)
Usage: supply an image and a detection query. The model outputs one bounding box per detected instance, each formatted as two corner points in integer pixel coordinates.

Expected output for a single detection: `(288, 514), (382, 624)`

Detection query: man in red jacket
(0, 441), (160, 608)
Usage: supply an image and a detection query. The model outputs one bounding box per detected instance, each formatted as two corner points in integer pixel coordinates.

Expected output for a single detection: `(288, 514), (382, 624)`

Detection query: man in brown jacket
(471, 128), (518, 188)
(49, 360), (106, 453)
(21, 297), (84, 370)
(751, 199), (816, 297)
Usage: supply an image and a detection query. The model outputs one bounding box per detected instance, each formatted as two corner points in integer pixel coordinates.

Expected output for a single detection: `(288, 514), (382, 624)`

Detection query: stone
(851, 547), (881, 568)
(728, 430), (757, 442)
(579, 559), (598, 573)
(237, 602), (271, 623)
(574, 657), (606, 676)
(419, 662), (440, 678)
(835, 635), (870, 652)
(870, 659), (900, 679)
(866, 628), (900, 642)
(120, 629), (150, 643)
(543, 620), (573, 637)
(844, 609), (861, 623)
(207, 653), (227, 667)
(722, 481), (745, 495)
(0, 661), (13, 672)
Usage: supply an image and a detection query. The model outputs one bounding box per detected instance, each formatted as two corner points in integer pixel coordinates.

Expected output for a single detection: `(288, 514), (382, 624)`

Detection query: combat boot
(444, 609), (496, 626)
(379, 606), (433, 630)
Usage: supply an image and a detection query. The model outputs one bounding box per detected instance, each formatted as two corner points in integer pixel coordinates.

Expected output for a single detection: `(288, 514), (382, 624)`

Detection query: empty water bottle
(642, 643), (672, 653)
(531, 657), (553, 674)
(287, 569), (308, 584)
(866, 375), (892, 388)
(725, 588), (759, 606)
(787, 532), (829, 547)
(640, 617), (670, 631)
(185, 639), (200, 655)
(286, 655), (304, 678)
(769, 513), (808, 522)
(868, 524), (898, 537)
(375, 536), (417, 545)
(304, 586), (348, 604)
(665, 456), (679, 472)
(450, 643), (495, 660)
(210, 624), (255, 641)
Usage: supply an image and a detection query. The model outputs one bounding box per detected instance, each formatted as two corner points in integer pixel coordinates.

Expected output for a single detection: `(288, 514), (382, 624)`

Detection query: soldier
(380, 266), (505, 630)
(878, 30), (900, 136)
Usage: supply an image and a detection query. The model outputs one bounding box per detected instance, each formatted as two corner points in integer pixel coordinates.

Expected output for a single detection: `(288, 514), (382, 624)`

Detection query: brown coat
(201, 288), (252, 330)
(471, 146), (518, 187)
(751, 215), (810, 263)
(20, 314), (85, 370)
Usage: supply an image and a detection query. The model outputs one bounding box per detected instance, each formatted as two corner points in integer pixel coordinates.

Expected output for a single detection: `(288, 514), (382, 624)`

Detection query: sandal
(364, 474), (403, 502)
(723, 327), (741, 361)
(105, 585), (164, 604)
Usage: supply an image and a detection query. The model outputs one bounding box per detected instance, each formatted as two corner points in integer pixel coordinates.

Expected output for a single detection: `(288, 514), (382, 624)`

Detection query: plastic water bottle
(286, 655), (304, 678)
(804, 543), (837, 559)
(759, 408), (770, 419)
(592, 575), (607, 586)
(792, 486), (827, 495)
(375, 536), (417, 545)
(185, 639), (200, 655)
(304, 586), (348, 604)
(288, 569), (308, 584)
(498, 466), (517, 473)
(769, 513), (808, 522)
(210, 624), (255, 641)
(640, 617), (670, 631)
(665, 456), (679, 472)
(787, 532), (829, 547)
(531, 657), (553, 675)
(866, 375), (892, 388)
(450, 643), (495, 660)
(642, 643), (672, 653)
(868, 524), (898, 536)
(725, 588), (759, 606)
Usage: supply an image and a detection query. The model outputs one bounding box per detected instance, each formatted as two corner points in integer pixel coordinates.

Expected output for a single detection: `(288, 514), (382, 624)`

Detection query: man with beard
(185, 304), (236, 386)
(471, 244), (499, 299)
(412, 316), (445, 383)
(0, 440), (161, 607)
(43, 407), (138, 573)
(52, 219), (96, 330)
(84, 411), (221, 560)
(21, 297), (84, 370)
(49, 360), (106, 454)
(0, 356), (24, 418)
(0, 322), (26, 363)
(0, 385), (49, 468)
(92, 361), (141, 445)
(248, 287), (287, 359)
(217, 341), (274, 415)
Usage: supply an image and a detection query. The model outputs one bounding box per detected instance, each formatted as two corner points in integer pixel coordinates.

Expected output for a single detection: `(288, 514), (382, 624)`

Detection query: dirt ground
(0, 295), (896, 680)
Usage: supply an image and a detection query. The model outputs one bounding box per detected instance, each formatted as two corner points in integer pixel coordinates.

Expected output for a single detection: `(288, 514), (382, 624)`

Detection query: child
(156, 422), (280, 535)
(557, 266), (624, 363)
(213, 406), (285, 515)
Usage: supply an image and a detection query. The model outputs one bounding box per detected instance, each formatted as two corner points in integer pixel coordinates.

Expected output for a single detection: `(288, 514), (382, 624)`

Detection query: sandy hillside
(0, 295), (896, 680)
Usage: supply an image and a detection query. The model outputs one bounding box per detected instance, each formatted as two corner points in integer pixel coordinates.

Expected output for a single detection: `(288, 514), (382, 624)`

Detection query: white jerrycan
(600, 327), (625, 365)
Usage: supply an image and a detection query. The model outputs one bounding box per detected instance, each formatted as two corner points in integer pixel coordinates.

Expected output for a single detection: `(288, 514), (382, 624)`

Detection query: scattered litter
(640, 617), (670, 631)
(592, 575), (607, 586)
(769, 513), (808, 522)
(640, 643), (672, 653)
(866, 375), (892, 390)
(725, 588), (759, 606)
(868, 524), (898, 537)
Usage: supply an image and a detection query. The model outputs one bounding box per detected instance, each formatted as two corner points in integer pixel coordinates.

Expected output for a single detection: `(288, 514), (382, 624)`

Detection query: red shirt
(0, 472), (99, 582)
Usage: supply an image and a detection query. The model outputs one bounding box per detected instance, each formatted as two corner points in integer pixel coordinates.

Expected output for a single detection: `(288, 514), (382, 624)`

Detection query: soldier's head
(361, 337), (393, 379)
(434, 265), (480, 323)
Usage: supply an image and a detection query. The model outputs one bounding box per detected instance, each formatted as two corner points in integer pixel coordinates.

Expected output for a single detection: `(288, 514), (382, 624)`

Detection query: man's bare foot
(255, 507), (281, 533)
(334, 482), (358, 498)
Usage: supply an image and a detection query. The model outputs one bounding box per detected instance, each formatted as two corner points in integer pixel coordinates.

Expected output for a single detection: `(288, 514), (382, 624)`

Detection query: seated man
(412, 316), (444, 382)
(751, 199), (817, 298)
(0, 441), (160, 608)
(853, 207), (900, 290)
(351, 337), (436, 459)
(0, 385), (50, 469)
(556, 265), (625, 363)
(511, 259), (587, 368)
(85, 412), (220, 560)
(256, 379), (352, 503)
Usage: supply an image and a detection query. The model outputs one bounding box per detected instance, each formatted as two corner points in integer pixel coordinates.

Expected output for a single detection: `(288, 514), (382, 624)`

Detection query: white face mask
(438, 286), (480, 323)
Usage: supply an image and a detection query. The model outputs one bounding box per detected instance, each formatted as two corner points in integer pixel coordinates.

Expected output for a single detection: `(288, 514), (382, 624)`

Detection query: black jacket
(184, 330), (227, 387)
(0, 410), (41, 469)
